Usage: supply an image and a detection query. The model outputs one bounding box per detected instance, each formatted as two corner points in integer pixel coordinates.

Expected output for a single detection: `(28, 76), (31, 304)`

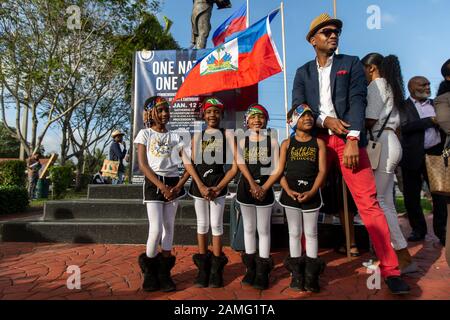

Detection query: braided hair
(362, 53), (405, 110)
(142, 96), (169, 128)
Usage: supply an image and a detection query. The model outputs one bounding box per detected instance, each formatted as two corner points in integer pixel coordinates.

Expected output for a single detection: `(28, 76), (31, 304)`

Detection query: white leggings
(285, 207), (320, 258)
(145, 201), (179, 258)
(240, 204), (272, 259)
(373, 130), (408, 251)
(194, 197), (226, 236)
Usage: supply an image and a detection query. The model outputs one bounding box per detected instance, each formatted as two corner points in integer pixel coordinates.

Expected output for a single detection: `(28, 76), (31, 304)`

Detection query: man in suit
(292, 13), (410, 294)
(399, 76), (447, 245)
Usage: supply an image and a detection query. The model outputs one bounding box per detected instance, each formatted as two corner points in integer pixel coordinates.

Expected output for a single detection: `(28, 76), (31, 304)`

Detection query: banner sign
(131, 50), (258, 183)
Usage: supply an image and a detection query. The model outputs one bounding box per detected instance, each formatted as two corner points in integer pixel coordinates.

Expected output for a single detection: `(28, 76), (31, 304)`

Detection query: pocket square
(337, 70), (348, 76)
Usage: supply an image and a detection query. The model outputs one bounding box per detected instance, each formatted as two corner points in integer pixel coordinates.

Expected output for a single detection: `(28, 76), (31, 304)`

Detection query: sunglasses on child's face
(316, 28), (341, 38)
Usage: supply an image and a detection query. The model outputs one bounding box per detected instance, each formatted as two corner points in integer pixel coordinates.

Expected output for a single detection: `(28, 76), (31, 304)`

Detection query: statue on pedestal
(191, 0), (232, 49)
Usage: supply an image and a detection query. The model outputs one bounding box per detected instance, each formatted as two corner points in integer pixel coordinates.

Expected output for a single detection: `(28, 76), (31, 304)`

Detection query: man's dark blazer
(109, 142), (127, 173)
(399, 98), (446, 171)
(292, 54), (368, 147)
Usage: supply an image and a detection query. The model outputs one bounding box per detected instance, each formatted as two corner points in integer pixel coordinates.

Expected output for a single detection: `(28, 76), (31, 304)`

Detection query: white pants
(240, 204), (272, 259)
(194, 197), (226, 236)
(145, 201), (179, 258)
(374, 130), (407, 250)
(285, 207), (320, 258)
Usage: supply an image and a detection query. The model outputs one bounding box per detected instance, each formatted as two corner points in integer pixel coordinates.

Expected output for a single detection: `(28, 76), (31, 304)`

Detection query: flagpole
(280, 1), (289, 138)
(246, 0), (250, 27)
(333, 0), (339, 54)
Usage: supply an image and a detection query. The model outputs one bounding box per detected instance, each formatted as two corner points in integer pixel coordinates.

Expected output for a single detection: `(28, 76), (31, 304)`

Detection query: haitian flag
(212, 3), (247, 47)
(174, 9), (282, 102)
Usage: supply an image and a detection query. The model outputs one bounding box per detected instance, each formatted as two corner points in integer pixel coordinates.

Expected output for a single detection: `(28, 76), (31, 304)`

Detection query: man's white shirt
(316, 54), (360, 139)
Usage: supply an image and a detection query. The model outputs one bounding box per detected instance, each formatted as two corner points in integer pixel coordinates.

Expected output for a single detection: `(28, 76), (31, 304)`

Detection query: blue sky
(6, 0), (450, 153)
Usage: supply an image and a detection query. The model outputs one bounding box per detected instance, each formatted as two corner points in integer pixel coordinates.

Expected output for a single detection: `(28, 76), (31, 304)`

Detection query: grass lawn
(30, 188), (87, 208)
(395, 197), (432, 214)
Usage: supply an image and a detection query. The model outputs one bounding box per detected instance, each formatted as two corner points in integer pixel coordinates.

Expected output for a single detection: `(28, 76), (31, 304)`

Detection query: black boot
(209, 253), (228, 288)
(253, 255), (274, 290)
(138, 253), (159, 292)
(385, 276), (410, 295)
(192, 251), (212, 288)
(304, 256), (326, 293)
(157, 253), (176, 292)
(284, 256), (306, 291)
(241, 253), (256, 286)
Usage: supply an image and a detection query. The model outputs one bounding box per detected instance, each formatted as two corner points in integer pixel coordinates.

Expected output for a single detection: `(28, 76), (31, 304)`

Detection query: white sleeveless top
(134, 128), (191, 177)
(366, 78), (400, 134)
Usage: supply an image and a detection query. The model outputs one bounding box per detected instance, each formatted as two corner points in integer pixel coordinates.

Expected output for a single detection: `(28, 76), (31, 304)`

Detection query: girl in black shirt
(183, 97), (238, 288)
(278, 105), (327, 293)
(236, 103), (280, 290)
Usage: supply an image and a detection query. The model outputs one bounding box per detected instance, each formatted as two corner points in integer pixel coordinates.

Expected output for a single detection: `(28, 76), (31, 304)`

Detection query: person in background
(109, 129), (127, 185)
(434, 59), (450, 247)
(362, 53), (418, 274)
(27, 152), (42, 199)
(435, 59), (450, 137)
(399, 76), (447, 246)
(92, 170), (105, 184)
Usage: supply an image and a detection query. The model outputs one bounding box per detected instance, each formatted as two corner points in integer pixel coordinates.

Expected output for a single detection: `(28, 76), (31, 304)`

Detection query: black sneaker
(385, 276), (410, 295)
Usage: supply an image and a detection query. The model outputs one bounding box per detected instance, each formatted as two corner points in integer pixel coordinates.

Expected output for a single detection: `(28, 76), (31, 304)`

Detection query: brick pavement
(0, 216), (449, 300)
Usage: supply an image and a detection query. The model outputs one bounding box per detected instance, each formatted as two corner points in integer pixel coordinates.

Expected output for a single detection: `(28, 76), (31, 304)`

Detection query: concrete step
(43, 199), (231, 223)
(0, 218), (369, 249)
(0, 219), (220, 245)
(87, 184), (145, 200)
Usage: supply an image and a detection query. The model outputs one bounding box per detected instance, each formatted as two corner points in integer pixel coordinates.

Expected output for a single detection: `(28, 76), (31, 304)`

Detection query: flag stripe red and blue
(174, 8), (282, 102)
(212, 3), (247, 47)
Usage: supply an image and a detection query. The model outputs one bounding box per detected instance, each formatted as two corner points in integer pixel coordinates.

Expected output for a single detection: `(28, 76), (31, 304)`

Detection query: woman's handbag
(366, 140), (382, 170)
(367, 110), (393, 170)
(101, 159), (120, 179)
(425, 137), (450, 196)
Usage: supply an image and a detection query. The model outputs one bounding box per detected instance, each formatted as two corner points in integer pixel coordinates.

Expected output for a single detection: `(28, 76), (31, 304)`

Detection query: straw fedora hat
(111, 129), (125, 138)
(306, 13), (343, 42)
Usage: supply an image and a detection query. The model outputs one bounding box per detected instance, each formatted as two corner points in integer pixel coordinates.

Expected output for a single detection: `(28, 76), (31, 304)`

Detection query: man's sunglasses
(316, 28), (342, 38)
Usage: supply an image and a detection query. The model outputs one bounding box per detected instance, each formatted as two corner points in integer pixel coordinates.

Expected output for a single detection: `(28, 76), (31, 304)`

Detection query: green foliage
(395, 197), (432, 214)
(57, 158), (76, 171)
(79, 174), (92, 190)
(84, 148), (106, 175)
(0, 185), (29, 215)
(0, 122), (20, 158)
(49, 166), (74, 199)
(0, 160), (27, 187)
(112, 12), (179, 102)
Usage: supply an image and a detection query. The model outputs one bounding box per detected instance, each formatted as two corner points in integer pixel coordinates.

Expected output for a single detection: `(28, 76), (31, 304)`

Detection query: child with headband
(135, 96), (191, 292)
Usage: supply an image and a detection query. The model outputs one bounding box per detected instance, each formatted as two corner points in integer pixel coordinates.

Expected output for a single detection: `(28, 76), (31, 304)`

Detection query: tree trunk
(75, 153), (84, 192)
(59, 117), (70, 165)
(31, 106), (38, 153)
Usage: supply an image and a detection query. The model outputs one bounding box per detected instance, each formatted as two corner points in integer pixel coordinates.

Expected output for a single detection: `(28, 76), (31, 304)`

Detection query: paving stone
(0, 214), (449, 300)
